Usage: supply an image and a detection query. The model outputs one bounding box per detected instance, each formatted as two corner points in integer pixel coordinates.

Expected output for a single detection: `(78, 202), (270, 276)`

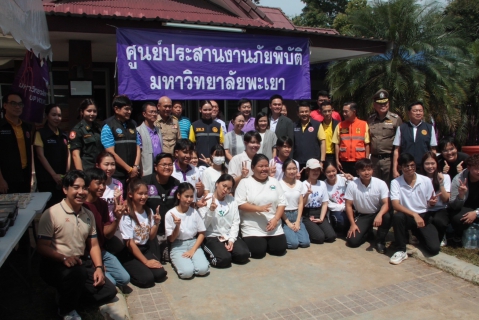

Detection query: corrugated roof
(43, 0), (338, 35)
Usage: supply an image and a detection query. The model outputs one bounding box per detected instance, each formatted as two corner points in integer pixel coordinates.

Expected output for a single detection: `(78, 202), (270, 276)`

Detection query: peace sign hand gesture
(171, 213), (181, 226)
(241, 161), (249, 178)
(196, 195), (207, 208)
(199, 154), (212, 166)
(209, 195), (217, 212)
(458, 178), (468, 197)
(296, 168), (304, 180)
(269, 160), (277, 177)
(113, 195), (128, 220)
(153, 205), (161, 225)
(305, 182), (313, 196)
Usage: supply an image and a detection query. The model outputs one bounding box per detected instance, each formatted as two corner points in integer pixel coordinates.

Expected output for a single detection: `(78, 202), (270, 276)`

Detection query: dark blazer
(274, 115), (295, 146)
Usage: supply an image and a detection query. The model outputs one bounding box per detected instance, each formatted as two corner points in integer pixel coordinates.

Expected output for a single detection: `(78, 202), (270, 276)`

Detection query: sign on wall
(117, 28), (311, 100)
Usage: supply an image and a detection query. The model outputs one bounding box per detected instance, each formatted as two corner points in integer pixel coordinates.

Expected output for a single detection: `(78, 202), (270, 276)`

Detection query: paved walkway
(126, 239), (479, 320)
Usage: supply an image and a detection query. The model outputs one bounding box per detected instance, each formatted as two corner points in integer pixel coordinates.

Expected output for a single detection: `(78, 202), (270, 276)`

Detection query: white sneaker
(59, 309), (82, 320)
(389, 251), (408, 265)
(440, 236), (447, 247)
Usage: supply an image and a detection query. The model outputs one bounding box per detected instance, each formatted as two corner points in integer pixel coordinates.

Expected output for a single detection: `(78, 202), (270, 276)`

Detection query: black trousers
(120, 243), (167, 288)
(39, 258), (117, 315)
(450, 207), (479, 237)
(392, 211), (440, 255)
(6, 166), (31, 193)
(430, 208), (450, 242)
(302, 216), (336, 244)
(242, 234), (287, 259)
(202, 237), (250, 268)
(346, 212), (392, 248)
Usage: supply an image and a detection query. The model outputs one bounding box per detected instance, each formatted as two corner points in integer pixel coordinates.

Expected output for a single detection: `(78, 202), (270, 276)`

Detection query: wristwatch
(95, 265), (105, 272)
(475, 209), (479, 218)
(133, 165), (140, 170)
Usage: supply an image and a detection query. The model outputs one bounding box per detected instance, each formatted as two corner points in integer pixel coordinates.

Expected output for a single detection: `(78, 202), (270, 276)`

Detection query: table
(0, 192), (51, 267)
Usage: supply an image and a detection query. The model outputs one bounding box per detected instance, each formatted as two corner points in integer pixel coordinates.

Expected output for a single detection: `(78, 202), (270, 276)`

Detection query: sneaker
(59, 309), (82, 320)
(389, 251), (408, 265)
(376, 242), (386, 254)
(440, 236), (447, 247)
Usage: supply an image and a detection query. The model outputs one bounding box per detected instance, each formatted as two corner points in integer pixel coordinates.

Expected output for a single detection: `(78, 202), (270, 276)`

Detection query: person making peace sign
(198, 174), (250, 268)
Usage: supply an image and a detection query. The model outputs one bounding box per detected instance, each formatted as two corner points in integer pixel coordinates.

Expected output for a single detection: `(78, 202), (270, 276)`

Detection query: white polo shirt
(390, 173), (434, 214)
(228, 151), (253, 178)
(344, 177), (389, 214)
(172, 161), (201, 200)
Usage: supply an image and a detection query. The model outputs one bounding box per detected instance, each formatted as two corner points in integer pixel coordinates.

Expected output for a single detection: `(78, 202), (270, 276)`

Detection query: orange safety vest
(338, 118), (367, 161)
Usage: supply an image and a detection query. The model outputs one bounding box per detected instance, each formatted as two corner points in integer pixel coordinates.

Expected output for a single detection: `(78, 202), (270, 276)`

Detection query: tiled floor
(125, 239), (479, 320)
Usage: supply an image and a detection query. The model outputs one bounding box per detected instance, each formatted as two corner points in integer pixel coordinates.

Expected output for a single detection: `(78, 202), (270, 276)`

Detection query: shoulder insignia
(389, 113), (398, 118)
(368, 114), (376, 119)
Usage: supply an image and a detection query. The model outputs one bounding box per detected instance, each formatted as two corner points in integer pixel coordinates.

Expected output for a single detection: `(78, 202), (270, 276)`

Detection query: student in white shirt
(269, 136), (299, 181)
(235, 154), (288, 258)
(171, 139), (204, 201)
(323, 161), (354, 235)
(228, 131), (261, 188)
(199, 174), (250, 267)
(119, 178), (167, 288)
(165, 183), (210, 279)
(201, 145), (227, 196)
(420, 151), (451, 246)
(302, 159), (336, 244)
(279, 159), (310, 249)
(343, 159), (390, 253)
(390, 153), (440, 265)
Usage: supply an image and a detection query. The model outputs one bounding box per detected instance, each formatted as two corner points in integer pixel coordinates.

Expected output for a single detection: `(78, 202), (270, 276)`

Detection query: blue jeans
(329, 210), (350, 233)
(102, 250), (130, 286)
(282, 210), (310, 249)
(171, 239), (210, 279)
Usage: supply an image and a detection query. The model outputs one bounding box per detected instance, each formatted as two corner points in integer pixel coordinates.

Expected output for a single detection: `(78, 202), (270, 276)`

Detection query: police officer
(155, 96), (181, 155)
(368, 89), (402, 184)
(70, 98), (103, 170)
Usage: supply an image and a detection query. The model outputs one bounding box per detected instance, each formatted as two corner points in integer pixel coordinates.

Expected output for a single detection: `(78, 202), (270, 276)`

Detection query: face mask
(212, 156), (225, 165)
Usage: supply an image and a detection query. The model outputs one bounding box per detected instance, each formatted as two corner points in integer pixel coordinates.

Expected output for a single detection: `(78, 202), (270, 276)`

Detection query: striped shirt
(177, 116), (191, 139)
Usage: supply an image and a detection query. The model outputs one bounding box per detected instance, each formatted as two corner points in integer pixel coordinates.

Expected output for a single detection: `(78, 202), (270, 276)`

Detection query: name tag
(0, 130), (12, 135)
(294, 128), (301, 132)
(46, 139), (57, 144)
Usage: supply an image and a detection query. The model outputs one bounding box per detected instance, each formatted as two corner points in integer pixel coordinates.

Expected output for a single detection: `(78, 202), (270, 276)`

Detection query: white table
(0, 192), (51, 267)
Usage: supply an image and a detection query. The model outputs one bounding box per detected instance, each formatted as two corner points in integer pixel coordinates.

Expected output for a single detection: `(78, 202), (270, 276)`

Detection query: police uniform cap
(373, 89), (389, 104)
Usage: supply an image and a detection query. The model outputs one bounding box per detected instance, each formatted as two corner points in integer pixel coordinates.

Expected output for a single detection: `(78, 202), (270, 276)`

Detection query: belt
(285, 209), (297, 213)
(371, 154), (392, 160)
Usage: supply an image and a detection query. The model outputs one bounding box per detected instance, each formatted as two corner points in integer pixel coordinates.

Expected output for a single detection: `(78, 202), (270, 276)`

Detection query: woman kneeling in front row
(235, 154), (288, 258)
(199, 174), (250, 267)
(166, 183), (210, 279)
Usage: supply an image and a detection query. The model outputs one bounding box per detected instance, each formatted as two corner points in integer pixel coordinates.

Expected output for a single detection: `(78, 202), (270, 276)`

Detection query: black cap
(373, 89), (389, 104)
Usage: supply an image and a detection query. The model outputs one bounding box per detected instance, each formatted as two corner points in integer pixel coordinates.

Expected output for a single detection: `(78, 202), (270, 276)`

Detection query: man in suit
(268, 94), (294, 148)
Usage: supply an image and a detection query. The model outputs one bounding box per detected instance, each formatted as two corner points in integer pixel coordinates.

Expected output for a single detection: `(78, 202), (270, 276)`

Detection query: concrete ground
(126, 239), (479, 320)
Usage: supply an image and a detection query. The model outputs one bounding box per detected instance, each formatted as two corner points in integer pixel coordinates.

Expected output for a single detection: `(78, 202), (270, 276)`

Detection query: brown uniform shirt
(38, 199), (97, 257)
(154, 116), (181, 154)
(368, 111), (402, 155)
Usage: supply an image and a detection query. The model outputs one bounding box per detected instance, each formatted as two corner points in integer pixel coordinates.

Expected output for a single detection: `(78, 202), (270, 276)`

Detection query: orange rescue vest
(338, 119), (367, 161)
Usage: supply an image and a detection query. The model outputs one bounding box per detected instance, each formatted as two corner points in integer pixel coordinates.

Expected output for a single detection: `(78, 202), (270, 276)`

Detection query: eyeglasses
(7, 101), (24, 108)
(146, 111), (158, 115)
(157, 163), (173, 168)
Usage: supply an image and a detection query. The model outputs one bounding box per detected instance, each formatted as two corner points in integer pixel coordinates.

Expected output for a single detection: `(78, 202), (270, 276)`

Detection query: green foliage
(333, 0), (368, 34)
(292, 0), (349, 27)
(326, 0), (474, 142)
(445, 0), (479, 42)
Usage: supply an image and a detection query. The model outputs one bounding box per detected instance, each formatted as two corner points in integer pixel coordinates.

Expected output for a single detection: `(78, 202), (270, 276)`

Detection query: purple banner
(11, 51), (49, 123)
(117, 28), (310, 100)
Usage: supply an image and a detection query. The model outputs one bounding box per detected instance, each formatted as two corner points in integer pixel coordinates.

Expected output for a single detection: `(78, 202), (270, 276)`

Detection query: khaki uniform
(154, 116), (180, 154)
(368, 111), (402, 184)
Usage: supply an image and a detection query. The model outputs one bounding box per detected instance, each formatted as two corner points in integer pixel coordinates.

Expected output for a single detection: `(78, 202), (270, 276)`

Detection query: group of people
(1, 89), (478, 320)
